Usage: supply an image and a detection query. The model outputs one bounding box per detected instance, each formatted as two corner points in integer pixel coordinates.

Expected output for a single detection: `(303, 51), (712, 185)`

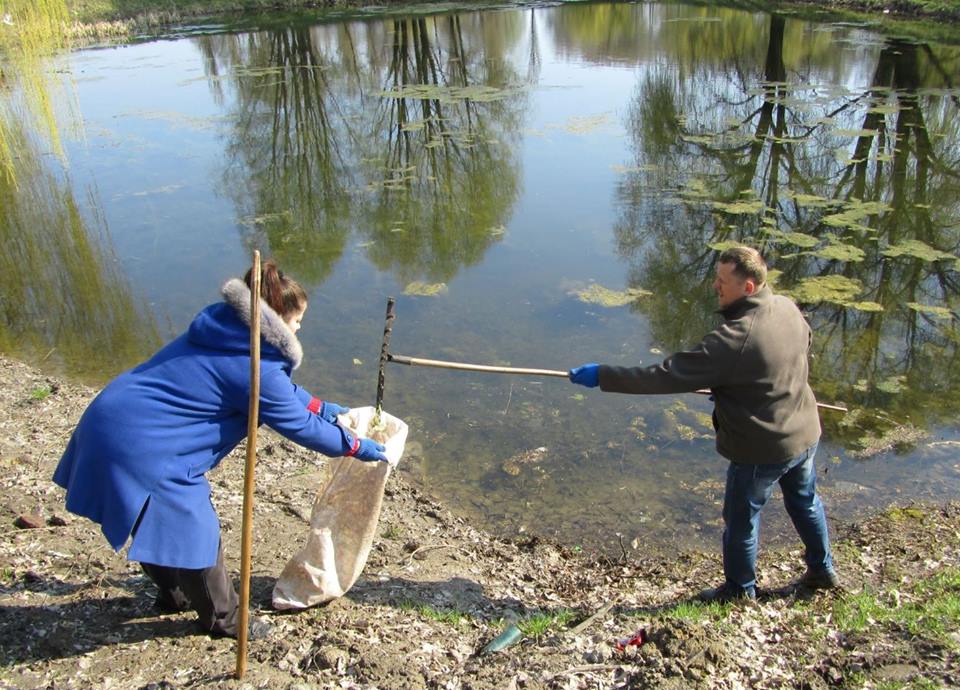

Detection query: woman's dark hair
(244, 258), (307, 319)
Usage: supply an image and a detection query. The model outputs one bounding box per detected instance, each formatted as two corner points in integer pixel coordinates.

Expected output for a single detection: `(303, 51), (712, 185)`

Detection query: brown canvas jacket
(598, 286), (821, 465)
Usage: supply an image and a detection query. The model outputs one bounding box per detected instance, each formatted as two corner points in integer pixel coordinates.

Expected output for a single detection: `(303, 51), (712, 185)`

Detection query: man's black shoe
(698, 582), (756, 603)
(799, 567), (841, 590)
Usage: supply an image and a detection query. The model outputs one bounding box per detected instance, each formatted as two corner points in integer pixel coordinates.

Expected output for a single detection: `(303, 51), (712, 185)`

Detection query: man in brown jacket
(569, 246), (838, 602)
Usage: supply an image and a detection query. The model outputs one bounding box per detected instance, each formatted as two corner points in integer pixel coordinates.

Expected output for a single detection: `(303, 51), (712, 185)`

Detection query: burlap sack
(271, 406), (408, 609)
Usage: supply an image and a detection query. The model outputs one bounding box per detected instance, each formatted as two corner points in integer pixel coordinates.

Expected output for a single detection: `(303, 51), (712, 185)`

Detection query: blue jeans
(722, 443), (832, 595)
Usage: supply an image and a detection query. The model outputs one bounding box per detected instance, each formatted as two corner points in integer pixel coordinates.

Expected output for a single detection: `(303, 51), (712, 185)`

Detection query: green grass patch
(885, 505), (928, 522)
(398, 600), (470, 626)
(381, 523), (401, 540)
(660, 600), (726, 622)
(833, 568), (960, 644)
(30, 385), (51, 400)
(517, 609), (577, 637)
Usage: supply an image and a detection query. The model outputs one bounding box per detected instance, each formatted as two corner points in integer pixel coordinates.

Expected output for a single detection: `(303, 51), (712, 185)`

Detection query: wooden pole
(387, 353), (568, 378)
(376, 297), (396, 415)
(236, 250), (261, 679)
(386, 353), (847, 412)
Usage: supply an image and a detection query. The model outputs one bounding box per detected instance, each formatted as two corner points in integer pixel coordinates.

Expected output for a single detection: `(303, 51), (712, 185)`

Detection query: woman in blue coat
(53, 260), (387, 638)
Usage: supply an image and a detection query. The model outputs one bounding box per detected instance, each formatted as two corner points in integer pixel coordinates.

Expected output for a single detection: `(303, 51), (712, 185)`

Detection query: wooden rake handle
(387, 353), (846, 412)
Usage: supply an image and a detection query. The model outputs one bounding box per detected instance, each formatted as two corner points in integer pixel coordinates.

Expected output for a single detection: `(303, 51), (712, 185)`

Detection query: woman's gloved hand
(353, 438), (388, 463)
(319, 401), (350, 423)
(569, 363), (600, 388)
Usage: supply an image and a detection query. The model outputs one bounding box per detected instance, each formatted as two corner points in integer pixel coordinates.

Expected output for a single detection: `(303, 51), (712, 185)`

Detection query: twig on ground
(567, 599), (617, 635)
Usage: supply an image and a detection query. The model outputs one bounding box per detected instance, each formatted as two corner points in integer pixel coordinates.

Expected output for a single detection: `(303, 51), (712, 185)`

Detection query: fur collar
(221, 278), (303, 369)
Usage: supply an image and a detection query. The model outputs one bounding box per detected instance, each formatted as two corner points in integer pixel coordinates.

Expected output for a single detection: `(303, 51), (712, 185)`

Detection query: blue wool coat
(53, 279), (356, 569)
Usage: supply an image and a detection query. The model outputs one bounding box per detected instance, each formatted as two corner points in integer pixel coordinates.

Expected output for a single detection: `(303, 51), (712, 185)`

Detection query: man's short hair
(719, 246), (767, 286)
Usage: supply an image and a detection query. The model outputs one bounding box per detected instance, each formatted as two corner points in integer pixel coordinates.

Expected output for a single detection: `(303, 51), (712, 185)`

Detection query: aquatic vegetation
(379, 83), (521, 103)
(711, 198), (764, 215)
(571, 284), (651, 307)
(876, 376), (908, 395)
(559, 114), (611, 135)
(821, 199), (890, 233)
(764, 228), (819, 248)
(788, 240), (866, 262)
(402, 282), (448, 297)
(850, 423), (929, 459)
(679, 178), (711, 200)
(780, 275), (882, 312)
(881, 239), (957, 263)
(832, 128), (877, 137)
(907, 303), (954, 319)
(707, 240), (745, 252)
(611, 164), (659, 174)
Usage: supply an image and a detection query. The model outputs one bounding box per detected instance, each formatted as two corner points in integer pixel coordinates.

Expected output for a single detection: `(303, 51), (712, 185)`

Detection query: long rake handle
(388, 353), (568, 378)
(387, 353), (847, 412)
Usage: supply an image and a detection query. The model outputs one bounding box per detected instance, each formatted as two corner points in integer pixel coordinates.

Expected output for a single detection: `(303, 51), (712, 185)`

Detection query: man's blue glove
(319, 401), (350, 424)
(569, 363), (600, 388)
(353, 438), (388, 463)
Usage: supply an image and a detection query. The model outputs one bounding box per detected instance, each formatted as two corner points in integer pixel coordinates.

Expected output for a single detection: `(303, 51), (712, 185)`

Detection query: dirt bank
(1, 355), (958, 689)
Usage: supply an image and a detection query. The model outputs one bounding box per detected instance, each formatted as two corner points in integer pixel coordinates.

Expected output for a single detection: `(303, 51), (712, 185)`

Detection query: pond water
(3, 1), (960, 554)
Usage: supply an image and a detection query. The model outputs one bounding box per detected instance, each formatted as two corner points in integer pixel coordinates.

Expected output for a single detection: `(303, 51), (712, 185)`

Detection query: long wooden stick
(376, 297), (396, 414)
(386, 353), (847, 412)
(388, 353), (568, 378)
(236, 250), (261, 679)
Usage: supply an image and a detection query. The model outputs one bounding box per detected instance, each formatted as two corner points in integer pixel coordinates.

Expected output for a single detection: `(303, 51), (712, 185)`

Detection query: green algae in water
(832, 128), (878, 138)
(708, 240), (747, 252)
(821, 199), (890, 233)
(882, 240), (957, 263)
(560, 114), (611, 135)
(763, 228), (819, 248)
(572, 284), (651, 308)
(780, 275), (881, 311)
(679, 178), (711, 200)
(796, 241), (866, 263)
(876, 375), (908, 395)
(907, 303), (954, 319)
(680, 133), (716, 144)
(379, 84), (520, 103)
(402, 282), (448, 297)
(611, 164), (659, 174)
(240, 210), (292, 226)
(711, 198), (764, 215)
(783, 190), (836, 208)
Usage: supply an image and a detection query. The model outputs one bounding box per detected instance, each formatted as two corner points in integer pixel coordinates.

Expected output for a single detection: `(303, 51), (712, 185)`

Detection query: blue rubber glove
(319, 401), (350, 424)
(569, 363), (600, 388)
(353, 438), (388, 463)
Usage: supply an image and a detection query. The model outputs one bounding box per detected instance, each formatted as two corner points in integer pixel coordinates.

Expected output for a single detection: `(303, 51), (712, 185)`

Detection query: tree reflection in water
(614, 13), (960, 452)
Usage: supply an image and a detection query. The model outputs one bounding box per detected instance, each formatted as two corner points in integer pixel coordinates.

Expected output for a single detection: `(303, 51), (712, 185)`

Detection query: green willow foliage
(0, 0), (160, 380)
(0, 0), (70, 185)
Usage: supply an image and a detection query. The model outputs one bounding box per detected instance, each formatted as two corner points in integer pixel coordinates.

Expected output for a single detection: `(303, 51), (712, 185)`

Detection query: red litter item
(615, 629), (645, 651)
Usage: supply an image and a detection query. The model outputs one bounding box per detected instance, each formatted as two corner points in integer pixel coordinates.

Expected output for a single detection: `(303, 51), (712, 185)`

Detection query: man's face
(713, 262), (752, 309)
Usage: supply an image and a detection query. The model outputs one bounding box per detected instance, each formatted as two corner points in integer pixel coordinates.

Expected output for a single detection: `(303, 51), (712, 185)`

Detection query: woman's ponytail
(244, 258), (307, 319)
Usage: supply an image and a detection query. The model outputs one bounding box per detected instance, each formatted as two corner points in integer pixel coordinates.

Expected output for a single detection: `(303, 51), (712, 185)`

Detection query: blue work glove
(353, 438), (388, 463)
(319, 401), (350, 424)
(569, 363), (600, 388)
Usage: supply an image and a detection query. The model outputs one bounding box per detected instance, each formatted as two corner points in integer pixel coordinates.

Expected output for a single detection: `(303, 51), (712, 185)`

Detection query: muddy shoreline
(1, 354), (958, 688)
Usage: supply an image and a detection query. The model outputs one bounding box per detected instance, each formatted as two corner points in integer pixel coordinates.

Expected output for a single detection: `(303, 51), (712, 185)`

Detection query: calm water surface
(4, 2), (960, 554)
